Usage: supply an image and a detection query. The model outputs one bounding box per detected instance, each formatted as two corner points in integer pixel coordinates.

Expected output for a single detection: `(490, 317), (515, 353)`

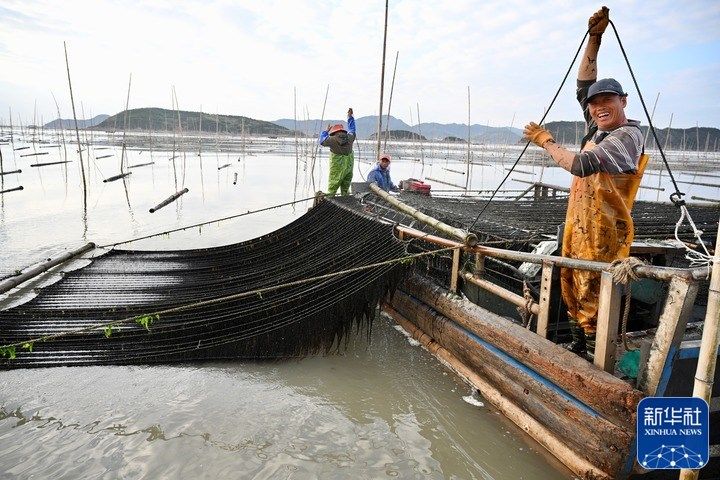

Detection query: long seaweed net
(0, 200), (408, 369)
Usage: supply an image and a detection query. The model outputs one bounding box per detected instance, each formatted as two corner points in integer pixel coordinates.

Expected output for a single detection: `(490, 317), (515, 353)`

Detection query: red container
(406, 180), (431, 195)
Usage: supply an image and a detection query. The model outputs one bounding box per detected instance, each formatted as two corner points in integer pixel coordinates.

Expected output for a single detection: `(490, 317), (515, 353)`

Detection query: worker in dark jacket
(367, 154), (398, 192)
(319, 108), (356, 195)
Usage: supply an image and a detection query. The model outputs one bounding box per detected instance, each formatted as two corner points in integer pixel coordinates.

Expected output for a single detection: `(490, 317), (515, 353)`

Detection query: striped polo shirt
(571, 80), (644, 178)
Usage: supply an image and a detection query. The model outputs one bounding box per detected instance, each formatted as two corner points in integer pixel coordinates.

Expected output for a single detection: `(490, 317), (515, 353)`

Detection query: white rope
(674, 205), (713, 271)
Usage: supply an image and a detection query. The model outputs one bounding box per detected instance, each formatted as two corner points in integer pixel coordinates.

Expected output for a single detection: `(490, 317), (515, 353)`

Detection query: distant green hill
(544, 121), (720, 151)
(368, 130), (426, 141)
(96, 108), (291, 136)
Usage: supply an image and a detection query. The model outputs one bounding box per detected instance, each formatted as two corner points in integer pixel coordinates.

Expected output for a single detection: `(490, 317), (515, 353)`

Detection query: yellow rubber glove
(523, 122), (554, 148)
(588, 6), (609, 39)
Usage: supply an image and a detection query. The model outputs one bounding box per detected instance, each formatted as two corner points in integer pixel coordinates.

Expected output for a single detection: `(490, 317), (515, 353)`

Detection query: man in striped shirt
(523, 6), (645, 355)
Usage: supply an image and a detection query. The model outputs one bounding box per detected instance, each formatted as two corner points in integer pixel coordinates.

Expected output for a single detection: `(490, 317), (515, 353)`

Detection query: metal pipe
(395, 225), (700, 282)
(0, 242), (95, 294)
(462, 272), (539, 315)
(0, 186), (24, 194)
(371, 184), (477, 246)
(0, 169), (22, 176)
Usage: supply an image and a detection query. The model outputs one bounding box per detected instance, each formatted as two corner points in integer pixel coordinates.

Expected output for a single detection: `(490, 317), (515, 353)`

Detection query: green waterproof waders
(327, 152), (354, 196)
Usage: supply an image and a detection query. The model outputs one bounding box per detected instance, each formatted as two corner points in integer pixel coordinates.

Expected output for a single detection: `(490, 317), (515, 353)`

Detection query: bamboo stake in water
(384, 50), (399, 152)
(120, 73), (132, 173)
(63, 41), (87, 210)
(375, 0), (389, 160)
(465, 86), (471, 191)
(309, 84), (329, 190)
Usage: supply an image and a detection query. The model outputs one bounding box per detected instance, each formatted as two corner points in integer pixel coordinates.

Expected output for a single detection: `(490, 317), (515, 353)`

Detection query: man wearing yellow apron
(523, 7), (647, 355)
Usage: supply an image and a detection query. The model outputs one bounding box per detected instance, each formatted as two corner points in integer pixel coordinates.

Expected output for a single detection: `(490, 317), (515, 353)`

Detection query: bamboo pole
(375, 0), (389, 160)
(63, 41), (87, 209)
(0, 242), (95, 294)
(103, 172), (132, 183)
(678, 214), (720, 480)
(370, 183), (477, 245)
(149, 188), (189, 213)
(384, 50), (399, 151)
(465, 86), (471, 190)
(31, 160), (71, 167)
(462, 272), (540, 314)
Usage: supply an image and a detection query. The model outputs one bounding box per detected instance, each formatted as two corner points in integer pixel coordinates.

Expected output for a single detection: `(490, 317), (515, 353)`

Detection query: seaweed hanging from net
(0, 200), (408, 368)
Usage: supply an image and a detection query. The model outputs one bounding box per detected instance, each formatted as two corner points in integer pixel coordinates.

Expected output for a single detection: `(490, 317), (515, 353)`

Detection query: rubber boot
(585, 333), (596, 355)
(565, 319), (587, 355)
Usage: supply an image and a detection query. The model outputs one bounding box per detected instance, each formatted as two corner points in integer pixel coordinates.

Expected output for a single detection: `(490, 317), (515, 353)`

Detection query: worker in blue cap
(523, 6), (647, 356)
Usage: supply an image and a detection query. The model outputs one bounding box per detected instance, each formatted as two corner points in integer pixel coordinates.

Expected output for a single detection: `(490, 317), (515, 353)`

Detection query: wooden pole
(536, 262), (554, 338)
(384, 50), (399, 151)
(594, 271), (623, 372)
(679, 213), (720, 480)
(466, 86), (471, 190)
(375, 0), (389, 160)
(637, 277), (699, 395)
(120, 73), (132, 173)
(63, 41), (88, 209)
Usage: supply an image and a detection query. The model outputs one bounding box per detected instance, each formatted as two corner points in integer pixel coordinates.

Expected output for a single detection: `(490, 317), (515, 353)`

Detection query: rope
(674, 204), (713, 271)
(517, 280), (535, 329)
(99, 195), (317, 248)
(610, 256), (644, 351)
(0, 245), (460, 351)
(607, 20), (713, 269)
(467, 30), (589, 231)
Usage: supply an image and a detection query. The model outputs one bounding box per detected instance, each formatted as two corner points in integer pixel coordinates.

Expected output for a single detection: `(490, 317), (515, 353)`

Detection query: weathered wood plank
(536, 261), (554, 338)
(594, 271), (623, 372)
(637, 276), (699, 395)
(403, 274), (644, 427)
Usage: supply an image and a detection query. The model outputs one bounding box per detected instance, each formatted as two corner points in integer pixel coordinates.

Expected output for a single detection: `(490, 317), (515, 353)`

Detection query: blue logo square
(637, 397), (709, 469)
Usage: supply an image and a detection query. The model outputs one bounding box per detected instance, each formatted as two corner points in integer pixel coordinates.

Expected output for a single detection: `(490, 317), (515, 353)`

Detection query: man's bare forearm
(578, 37), (600, 82)
(544, 141), (576, 172)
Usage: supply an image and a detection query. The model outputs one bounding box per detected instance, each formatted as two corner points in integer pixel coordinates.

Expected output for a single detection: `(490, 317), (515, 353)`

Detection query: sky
(1, 0), (719, 129)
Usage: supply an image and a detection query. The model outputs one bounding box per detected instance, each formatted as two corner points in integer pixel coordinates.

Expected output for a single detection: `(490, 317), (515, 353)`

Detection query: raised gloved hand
(588, 6), (609, 38)
(523, 122), (555, 148)
(347, 107), (353, 117)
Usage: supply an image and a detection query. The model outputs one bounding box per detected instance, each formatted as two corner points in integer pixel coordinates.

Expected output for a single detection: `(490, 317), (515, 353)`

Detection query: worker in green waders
(319, 108), (356, 195)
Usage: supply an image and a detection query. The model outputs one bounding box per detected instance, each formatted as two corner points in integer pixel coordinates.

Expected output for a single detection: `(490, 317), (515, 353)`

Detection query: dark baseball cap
(587, 78), (627, 102)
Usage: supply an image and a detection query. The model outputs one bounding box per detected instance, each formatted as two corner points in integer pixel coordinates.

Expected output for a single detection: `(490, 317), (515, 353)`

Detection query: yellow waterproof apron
(560, 147), (649, 334)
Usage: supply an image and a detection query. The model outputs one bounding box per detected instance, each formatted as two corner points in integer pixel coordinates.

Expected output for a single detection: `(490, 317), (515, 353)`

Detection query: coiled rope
(610, 256), (645, 351)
